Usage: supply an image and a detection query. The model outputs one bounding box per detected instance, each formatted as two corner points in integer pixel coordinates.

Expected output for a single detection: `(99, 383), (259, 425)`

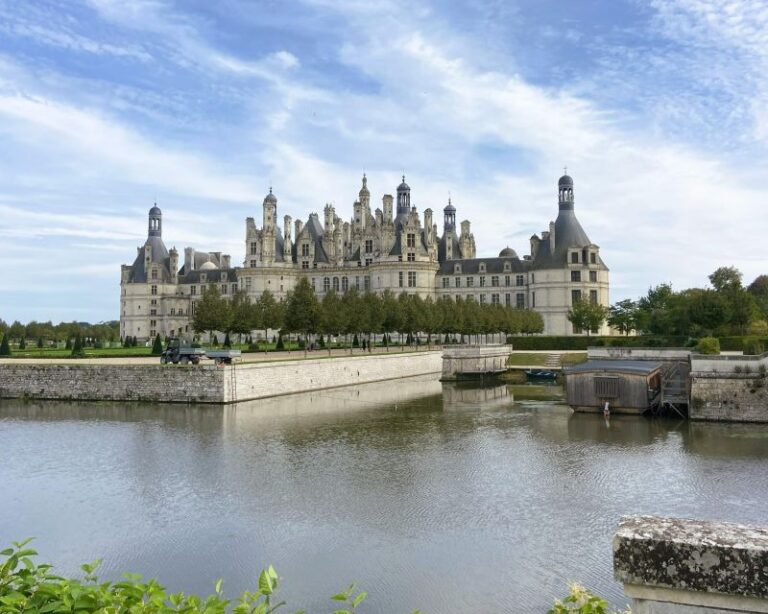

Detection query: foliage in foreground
(0, 539), (388, 614)
(548, 583), (630, 614)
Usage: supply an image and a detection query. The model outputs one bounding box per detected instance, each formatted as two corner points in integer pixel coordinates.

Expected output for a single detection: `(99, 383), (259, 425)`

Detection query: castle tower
(148, 204), (162, 237)
(263, 188), (277, 231)
(443, 198), (456, 233)
(558, 173), (574, 210)
(396, 175), (410, 214)
(359, 173), (370, 209)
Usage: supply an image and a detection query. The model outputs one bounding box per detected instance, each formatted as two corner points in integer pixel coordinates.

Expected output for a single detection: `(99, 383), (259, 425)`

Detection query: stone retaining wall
(230, 351), (442, 401)
(615, 515), (768, 613)
(690, 374), (768, 423)
(0, 351), (443, 404)
(0, 364), (225, 403)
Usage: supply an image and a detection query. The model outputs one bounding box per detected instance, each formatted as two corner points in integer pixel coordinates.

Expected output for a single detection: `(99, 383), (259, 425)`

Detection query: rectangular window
(302, 261), (309, 269)
(479, 294), (486, 304)
(399, 272), (404, 287)
(571, 270), (581, 282)
(442, 277), (449, 288)
(250, 242), (258, 255)
(455, 277), (461, 288)
(355, 276), (360, 290)
(245, 277), (252, 291)
(250, 259), (257, 268)
(342, 277), (348, 291)
(590, 253), (597, 264)
(232, 283), (237, 294)
(191, 285), (197, 295)
(594, 376), (620, 398)
(170, 308), (175, 316)
(480, 276), (486, 287)
(407, 234), (415, 248)
(150, 309), (157, 316)
(516, 275), (524, 287)
(572, 289), (582, 303)
(151, 269), (158, 280)
(532, 291), (535, 307)
(571, 252), (579, 264)
(466, 277), (474, 287)
(516, 293), (525, 308)
(365, 258), (373, 266)
(301, 244), (310, 257)
(407, 252), (415, 262)
(590, 290), (598, 305)
(505, 293), (511, 306)
(151, 299), (157, 306)
(491, 276), (499, 287)
(221, 284), (227, 295)
(505, 275), (511, 287)
(324, 277), (330, 292)
(491, 294), (500, 305)
(311, 278), (316, 291)
(365, 240), (373, 253)
(151, 285), (157, 295)
(407, 272), (416, 287)
(364, 276), (370, 290)
(589, 271), (597, 283)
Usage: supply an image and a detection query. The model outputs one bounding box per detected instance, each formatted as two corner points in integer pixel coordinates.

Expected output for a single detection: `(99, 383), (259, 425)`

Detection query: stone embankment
(0, 350), (442, 404)
(615, 515), (768, 613)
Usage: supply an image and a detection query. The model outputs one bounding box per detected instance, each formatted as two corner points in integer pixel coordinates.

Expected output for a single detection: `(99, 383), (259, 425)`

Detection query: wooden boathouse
(563, 360), (662, 415)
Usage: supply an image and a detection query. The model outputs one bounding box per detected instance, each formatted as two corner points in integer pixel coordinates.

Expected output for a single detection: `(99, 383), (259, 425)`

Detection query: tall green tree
(567, 299), (608, 336)
(192, 284), (232, 342)
(283, 277), (320, 339)
(255, 289), (282, 343)
(607, 299), (638, 335)
(230, 290), (253, 342)
(151, 334), (163, 355)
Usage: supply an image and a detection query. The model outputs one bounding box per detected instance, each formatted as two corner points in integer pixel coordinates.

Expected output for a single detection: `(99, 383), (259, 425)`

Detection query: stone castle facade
(120, 173), (609, 340)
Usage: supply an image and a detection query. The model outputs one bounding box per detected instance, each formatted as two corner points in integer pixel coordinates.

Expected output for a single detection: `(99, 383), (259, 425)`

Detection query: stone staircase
(544, 353), (562, 368)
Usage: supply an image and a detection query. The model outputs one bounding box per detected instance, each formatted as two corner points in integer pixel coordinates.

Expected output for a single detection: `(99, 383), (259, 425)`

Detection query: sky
(0, 0), (767, 324)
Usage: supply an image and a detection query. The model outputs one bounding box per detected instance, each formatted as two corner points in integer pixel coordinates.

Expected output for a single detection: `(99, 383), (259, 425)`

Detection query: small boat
(524, 369), (558, 380)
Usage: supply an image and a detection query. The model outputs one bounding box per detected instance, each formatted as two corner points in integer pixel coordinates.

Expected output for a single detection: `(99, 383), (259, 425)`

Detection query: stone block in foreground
(614, 515), (768, 613)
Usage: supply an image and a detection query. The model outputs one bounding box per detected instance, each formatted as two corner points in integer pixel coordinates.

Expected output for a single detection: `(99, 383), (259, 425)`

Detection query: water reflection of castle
(441, 383), (511, 409)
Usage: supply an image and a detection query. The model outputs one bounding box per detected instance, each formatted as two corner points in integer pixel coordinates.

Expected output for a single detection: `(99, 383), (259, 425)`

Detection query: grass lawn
(4, 346), (153, 359)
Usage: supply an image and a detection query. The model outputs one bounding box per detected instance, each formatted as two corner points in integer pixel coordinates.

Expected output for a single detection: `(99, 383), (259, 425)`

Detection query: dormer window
(590, 252), (597, 264)
(221, 273), (227, 282)
(200, 273), (207, 283)
(571, 252), (579, 264)
(503, 262), (510, 272)
(454, 264), (461, 274)
(479, 262), (486, 273)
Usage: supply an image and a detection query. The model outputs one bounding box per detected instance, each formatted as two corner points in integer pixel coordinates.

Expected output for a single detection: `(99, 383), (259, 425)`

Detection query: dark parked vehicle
(160, 338), (241, 365)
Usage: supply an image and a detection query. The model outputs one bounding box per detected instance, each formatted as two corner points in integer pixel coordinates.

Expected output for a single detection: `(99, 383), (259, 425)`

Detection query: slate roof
(530, 209), (608, 270)
(437, 233), (462, 262)
(128, 236), (171, 283)
(564, 360), (662, 375)
(437, 256), (528, 275)
(180, 268), (239, 284)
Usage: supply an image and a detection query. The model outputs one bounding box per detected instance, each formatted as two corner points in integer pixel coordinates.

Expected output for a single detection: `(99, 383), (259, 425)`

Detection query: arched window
(333, 277), (339, 291)
(341, 277), (348, 291)
(323, 277), (330, 292)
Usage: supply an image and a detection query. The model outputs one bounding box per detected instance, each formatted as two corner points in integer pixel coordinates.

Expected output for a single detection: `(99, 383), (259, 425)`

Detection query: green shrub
(743, 338), (765, 356)
(151, 334), (163, 355)
(695, 337), (720, 355)
(0, 539), (374, 614)
(548, 583), (629, 614)
(275, 334), (285, 350)
(0, 333), (10, 356)
(18, 338), (26, 350)
(223, 332), (231, 348)
(71, 335), (85, 358)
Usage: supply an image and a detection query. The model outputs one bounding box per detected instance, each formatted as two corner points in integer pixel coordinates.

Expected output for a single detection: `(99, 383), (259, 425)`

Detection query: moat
(2, 376), (768, 613)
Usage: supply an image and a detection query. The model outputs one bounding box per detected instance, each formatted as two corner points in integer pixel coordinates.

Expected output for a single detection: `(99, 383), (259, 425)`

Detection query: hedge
(505, 335), (690, 351)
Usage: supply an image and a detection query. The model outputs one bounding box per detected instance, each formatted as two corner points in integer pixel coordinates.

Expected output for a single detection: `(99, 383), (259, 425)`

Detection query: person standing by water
(603, 401), (610, 417)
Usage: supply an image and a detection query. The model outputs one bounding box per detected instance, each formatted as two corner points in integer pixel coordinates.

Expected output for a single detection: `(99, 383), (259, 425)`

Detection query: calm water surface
(2, 376), (768, 613)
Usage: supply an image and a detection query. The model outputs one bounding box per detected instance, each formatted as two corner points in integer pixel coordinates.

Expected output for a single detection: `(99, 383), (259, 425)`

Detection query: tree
(283, 277), (320, 340)
(607, 299), (638, 335)
(257, 290), (282, 343)
(71, 334), (85, 358)
(635, 283), (674, 334)
(229, 290), (253, 343)
(18, 338), (26, 350)
(0, 333), (10, 356)
(748, 275), (768, 319)
(151, 334), (163, 355)
(567, 299), (608, 335)
(192, 285), (232, 342)
(709, 266), (743, 293)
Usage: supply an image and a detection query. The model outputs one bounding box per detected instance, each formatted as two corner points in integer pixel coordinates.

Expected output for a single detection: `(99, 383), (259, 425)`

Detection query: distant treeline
(0, 319), (120, 345)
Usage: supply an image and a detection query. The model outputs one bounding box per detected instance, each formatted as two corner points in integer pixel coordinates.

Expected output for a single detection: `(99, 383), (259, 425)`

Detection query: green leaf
(352, 592), (367, 607)
(257, 570), (272, 595)
(215, 578), (223, 594)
